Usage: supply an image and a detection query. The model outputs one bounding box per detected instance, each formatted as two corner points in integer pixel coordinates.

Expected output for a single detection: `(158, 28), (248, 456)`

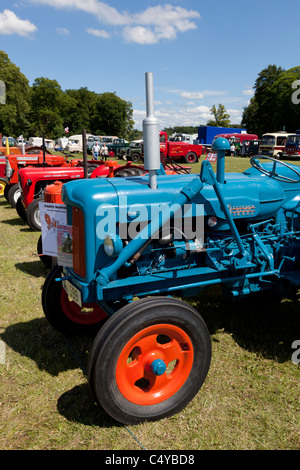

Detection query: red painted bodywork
(159, 131), (203, 162)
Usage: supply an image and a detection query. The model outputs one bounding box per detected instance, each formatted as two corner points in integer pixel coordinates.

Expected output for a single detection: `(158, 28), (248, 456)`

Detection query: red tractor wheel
(0, 177), (7, 198)
(88, 297), (211, 424)
(42, 265), (108, 334)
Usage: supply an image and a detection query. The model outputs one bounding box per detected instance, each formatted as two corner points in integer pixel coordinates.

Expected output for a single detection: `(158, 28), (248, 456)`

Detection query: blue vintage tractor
(42, 74), (300, 425)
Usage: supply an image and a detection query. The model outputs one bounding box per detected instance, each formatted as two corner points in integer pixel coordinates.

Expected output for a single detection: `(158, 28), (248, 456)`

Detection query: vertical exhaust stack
(143, 72), (160, 190)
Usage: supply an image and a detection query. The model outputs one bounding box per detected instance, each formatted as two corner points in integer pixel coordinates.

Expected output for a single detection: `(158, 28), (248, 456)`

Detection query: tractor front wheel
(16, 197), (27, 221)
(26, 197), (43, 231)
(88, 296), (211, 425)
(7, 184), (21, 207)
(42, 265), (108, 334)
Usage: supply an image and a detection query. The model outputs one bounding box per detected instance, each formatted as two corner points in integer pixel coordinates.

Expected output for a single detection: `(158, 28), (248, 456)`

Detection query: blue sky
(0, 0), (298, 131)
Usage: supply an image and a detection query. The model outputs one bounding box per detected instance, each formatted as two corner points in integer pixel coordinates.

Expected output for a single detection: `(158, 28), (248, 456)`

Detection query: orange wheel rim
(0, 182), (6, 196)
(61, 288), (107, 325)
(116, 324), (194, 405)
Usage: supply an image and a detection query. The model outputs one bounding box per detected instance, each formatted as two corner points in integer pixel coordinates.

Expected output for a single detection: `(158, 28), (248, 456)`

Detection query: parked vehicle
(283, 130), (300, 158)
(2, 136), (16, 147)
(4, 149), (68, 207)
(55, 137), (69, 150)
(213, 133), (259, 155)
(197, 126), (247, 152)
(87, 136), (102, 154)
(259, 131), (293, 159)
(241, 139), (260, 157)
(122, 141), (143, 161)
(17, 163), (106, 231)
(28, 137), (43, 147)
(159, 131), (203, 163)
(106, 138), (129, 157)
(100, 136), (118, 144)
(65, 134), (92, 153)
(169, 133), (198, 144)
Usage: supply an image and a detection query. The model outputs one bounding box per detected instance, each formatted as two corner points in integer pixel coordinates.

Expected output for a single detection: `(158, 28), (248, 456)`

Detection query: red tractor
(4, 147), (70, 207)
(17, 160), (161, 231)
(0, 146), (39, 198)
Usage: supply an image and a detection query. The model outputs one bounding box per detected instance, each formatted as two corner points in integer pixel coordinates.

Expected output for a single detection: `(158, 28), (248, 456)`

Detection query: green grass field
(0, 156), (299, 450)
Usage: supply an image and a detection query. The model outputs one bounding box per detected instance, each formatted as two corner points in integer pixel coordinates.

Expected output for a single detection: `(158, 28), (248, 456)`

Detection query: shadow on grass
(1, 317), (118, 427)
(57, 384), (120, 428)
(1, 317), (94, 376)
(15, 260), (49, 278)
(1, 216), (27, 227)
(190, 287), (300, 363)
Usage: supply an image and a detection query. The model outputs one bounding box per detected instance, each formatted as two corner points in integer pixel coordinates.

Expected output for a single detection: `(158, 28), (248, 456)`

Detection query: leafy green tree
(29, 77), (65, 138)
(0, 50), (30, 136)
(207, 104), (231, 127)
(242, 65), (284, 135)
(91, 92), (134, 138)
(269, 66), (300, 132)
(129, 129), (143, 141)
(63, 87), (98, 134)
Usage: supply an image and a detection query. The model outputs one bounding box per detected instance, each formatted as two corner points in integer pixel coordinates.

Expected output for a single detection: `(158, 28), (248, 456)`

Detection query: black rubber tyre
(16, 197), (27, 222)
(184, 152), (198, 164)
(7, 183), (21, 207)
(4, 183), (11, 202)
(88, 296), (211, 425)
(26, 197), (43, 231)
(130, 152), (141, 162)
(42, 265), (108, 334)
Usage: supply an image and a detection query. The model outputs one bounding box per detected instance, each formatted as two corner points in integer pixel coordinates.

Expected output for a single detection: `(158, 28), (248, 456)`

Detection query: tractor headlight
(103, 234), (123, 257)
(5, 160), (13, 178)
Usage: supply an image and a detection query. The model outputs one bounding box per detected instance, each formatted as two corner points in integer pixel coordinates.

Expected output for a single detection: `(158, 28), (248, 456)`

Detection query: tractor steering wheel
(250, 155), (300, 183)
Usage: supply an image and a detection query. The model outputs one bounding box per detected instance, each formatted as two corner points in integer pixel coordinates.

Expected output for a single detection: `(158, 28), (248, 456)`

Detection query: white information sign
(39, 202), (73, 267)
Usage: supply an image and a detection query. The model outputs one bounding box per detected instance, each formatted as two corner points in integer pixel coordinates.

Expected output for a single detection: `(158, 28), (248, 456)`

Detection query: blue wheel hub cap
(151, 359), (166, 376)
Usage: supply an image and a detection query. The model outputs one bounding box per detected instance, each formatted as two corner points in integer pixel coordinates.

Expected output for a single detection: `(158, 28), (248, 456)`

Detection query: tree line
(1, 50), (299, 142)
(0, 51), (134, 141)
(242, 65), (300, 136)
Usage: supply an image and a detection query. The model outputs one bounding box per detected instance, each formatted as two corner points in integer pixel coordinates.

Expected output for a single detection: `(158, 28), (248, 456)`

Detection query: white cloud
(31, 1), (201, 44)
(201, 90), (228, 97)
(86, 27), (110, 39)
(57, 27), (69, 35)
(169, 88), (228, 101)
(123, 26), (158, 45)
(242, 88), (254, 96)
(0, 9), (37, 37)
(31, 0), (129, 25)
(180, 91), (204, 100)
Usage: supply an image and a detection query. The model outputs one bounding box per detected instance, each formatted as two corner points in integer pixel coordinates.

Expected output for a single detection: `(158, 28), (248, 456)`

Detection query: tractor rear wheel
(42, 265), (108, 334)
(88, 296), (211, 425)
